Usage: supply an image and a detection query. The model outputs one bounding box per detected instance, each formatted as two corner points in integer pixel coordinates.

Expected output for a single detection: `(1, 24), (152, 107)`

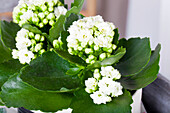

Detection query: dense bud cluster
(12, 28), (46, 64)
(66, 15), (117, 64)
(13, 0), (67, 27)
(85, 66), (123, 104)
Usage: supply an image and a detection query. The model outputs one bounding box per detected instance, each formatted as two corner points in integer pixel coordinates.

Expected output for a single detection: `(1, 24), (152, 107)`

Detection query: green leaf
(54, 49), (86, 66)
(48, 15), (66, 43)
(0, 60), (24, 90)
(66, 0), (84, 17)
(0, 21), (20, 49)
(20, 51), (81, 91)
(0, 108), (6, 113)
(60, 31), (69, 50)
(86, 47), (126, 70)
(59, 0), (64, 4)
(0, 33), (12, 63)
(22, 24), (42, 34)
(64, 13), (79, 30)
(115, 38), (151, 77)
(112, 28), (119, 45)
(0, 73), (74, 112)
(66, 67), (83, 76)
(0, 92), (4, 106)
(70, 89), (133, 113)
(119, 44), (161, 90)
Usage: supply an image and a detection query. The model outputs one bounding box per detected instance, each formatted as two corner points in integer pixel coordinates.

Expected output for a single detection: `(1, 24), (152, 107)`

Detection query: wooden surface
(142, 74), (170, 113)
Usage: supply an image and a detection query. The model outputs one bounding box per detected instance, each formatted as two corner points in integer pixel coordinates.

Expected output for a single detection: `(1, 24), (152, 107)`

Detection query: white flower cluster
(13, 0), (67, 27)
(66, 15), (117, 64)
(12, 28), (46, 64)
(85, 66), (123, 104)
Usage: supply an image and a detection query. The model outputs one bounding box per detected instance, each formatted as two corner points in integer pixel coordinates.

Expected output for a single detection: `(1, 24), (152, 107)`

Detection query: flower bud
(48, 1), (55, 7)
(53, 40), (60, 49)
(49, 20), (55, 26)
(35, 43), (43, 52)
(39, 23), (44, 28)
(85, 88), (93, 93)
(28, 4), (36, 11)
(86, 58), (90, 63)
(78, 46), (83, 51)
(88, 55), (95, 60)
(47, 13), (55, 20)
(39, 49), (46, 54)
(38, 13), (45, 19)
(21, 3), (27, 9)
(32, 17), (39, 23)
(94, 45), (99, 51)
(35, 34), (41, 41)
(48, 7), (54, 12)
(29, 32), (34, 38)
(42, 19), (48, 25)
(31, 39), (36, 46)
(68, 48), (73, 55)
(40, 5), (47, 11)
(93, 72), (101, 80)
(40, 36), (45, 41)
(112, 44), (117, 50)
(99, 53), (106, 61)
(85, 48), (93, 54)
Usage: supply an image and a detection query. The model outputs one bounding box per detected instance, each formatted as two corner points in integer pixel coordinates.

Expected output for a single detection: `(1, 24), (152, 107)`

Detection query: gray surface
(0, 0), (18, 12)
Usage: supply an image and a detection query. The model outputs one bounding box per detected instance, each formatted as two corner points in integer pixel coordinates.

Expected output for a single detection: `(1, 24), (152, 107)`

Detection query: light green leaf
(67, 0), (84, 17)
(54, 49), (86, 66)
(20, 51), (81, 91)
(0, 73), (74, 112)
(48, 15), (66, 43)
(115, 38), (151, 77)
(0, 60), (24, 90)
(70, 89), (133, 113)
(86, 47), (126, 70)
(22, 24), (42, 34)
(119, 44), (161, 90)
(1, 21), (20, 49)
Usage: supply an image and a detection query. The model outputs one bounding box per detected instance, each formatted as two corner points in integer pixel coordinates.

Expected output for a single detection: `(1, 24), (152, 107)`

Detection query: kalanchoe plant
(0, 0), (161, 113)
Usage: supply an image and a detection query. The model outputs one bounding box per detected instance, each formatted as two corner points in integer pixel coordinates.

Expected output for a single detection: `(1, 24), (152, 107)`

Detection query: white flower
(100, 66), (121, 80)
(90, 91), (112, 104)
(16, 37), (32, 50)
(12, 49), (19, 59)
(85, 78), (98, 92)
(18, 49), (34, 64)
(54, 6), (67, 18)
(20, 10), (35, 23)
(98, 77), (123, 97)
(16, 28), (29, 40)
(35, 43), (43, 52)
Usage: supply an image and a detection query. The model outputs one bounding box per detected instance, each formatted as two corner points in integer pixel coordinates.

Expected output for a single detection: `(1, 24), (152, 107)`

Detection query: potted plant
(0, 0), (160, 113)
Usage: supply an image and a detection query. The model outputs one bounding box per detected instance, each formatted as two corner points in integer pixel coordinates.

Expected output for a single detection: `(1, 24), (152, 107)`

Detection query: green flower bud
(39, 49), (46, 54)
(48, 1), (55, 7)
(40, 36), (45, 41)
(86, 58), (90, 63)
(85, 48), (93, 54)
(39, 22), (44, 28)
(103, 47), (113, 53)
(94, 69), (100, 73)
(107, 53), (111, 57)
(19, 20), (26, 26)
(29, 32), (34, 38)
(48, 7), (54, 12)
(35, 34), (41, 41)
(53, 39), (60, 49)
(43, 19), (48, 25)
(28, 4), (36, 11)
(94, 45), (99, 51)
(78, 52), (83, 57)
(40, 5), (47, 11)
(93, 72), (101, 80)
(31, 39), (36, 46)
(44, 11), (49, 16)
(90, 60), (95, 64)
(32, 17), (39, 23)
(47, 13), (55, 20)
(78, 46), (83, 51)
(21, 3), (27, 8)
(49, 20), (55, 26)
(112, 44), (117, 50)
(88, 55), (95, 60)
(35, 43), (43, 52)
(57, 2), (63, 6)
(38, 13), (45, 19)
(99, 53), (106, 61)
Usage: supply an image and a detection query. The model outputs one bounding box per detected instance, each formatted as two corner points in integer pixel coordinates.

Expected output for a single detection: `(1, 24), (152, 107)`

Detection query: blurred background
(0, 0), (169, 80)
